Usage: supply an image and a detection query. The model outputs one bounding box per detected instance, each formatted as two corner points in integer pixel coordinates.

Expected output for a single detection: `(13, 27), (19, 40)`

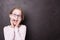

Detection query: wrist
(14, 27), (19, 32)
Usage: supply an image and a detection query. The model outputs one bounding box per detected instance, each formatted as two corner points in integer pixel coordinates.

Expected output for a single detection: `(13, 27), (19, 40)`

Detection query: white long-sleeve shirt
(3, 25), (26, 40)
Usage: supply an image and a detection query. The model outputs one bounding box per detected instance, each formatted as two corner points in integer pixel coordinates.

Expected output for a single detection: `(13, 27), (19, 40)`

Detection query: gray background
(0, 0), (60, 40)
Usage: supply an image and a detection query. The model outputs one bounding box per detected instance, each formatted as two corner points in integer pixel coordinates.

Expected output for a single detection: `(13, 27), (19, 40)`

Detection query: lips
(12, 19), (18, 26)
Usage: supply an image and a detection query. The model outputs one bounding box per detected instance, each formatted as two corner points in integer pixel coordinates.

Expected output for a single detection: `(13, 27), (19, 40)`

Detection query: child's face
(9, 9), (22, 26)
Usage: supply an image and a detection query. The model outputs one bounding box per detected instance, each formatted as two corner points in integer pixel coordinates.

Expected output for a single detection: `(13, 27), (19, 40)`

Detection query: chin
(13, 22), (17, 25)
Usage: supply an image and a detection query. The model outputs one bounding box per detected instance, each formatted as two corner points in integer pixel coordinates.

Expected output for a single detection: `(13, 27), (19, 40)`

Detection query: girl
(3, 7), (26, 40)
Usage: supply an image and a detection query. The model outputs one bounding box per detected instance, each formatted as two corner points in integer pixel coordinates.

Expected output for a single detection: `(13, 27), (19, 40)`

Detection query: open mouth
(13, 19), (18, 22)
(12, 19), (18, 26)
(13, 19), (18, 24)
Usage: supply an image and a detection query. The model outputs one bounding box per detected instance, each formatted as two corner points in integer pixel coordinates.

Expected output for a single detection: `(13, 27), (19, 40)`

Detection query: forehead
(12, 9), (22, 15)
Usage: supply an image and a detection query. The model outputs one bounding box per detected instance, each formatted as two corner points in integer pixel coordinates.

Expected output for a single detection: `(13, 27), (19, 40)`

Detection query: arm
(14, 25), (26, 40)
(14, 27), (22, 40)
(3, 27), (14, 40)
(20, 25), (26, 40)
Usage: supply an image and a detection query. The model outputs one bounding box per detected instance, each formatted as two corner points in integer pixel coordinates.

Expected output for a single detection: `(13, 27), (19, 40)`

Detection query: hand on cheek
(15, 20), (20, 27)
(12, 19), (21, 28)
(10, 19), (15, 28)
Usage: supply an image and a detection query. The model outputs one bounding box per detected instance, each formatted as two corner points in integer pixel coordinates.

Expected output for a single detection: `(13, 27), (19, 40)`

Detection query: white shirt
(3, 25), (26, 40)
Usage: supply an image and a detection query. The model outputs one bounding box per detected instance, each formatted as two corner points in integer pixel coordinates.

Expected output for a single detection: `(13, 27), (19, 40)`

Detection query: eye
(13, 14), (21, 17)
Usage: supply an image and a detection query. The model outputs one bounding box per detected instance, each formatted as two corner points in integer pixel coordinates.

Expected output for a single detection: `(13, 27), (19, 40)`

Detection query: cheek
(10, 16), (14, 19)
(10, 16), (17, 20)
(18, 18), (22, 22)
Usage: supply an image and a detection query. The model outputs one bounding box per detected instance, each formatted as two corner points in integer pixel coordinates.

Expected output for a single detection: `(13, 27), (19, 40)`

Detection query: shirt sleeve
(14, 25), (27, 40)
(3, 26), (14, 40)
(19, 25), (27, 40)
(14, 27), (22, 40)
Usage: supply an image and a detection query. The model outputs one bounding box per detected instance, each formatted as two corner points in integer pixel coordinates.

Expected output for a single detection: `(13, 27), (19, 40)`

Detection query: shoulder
(21, 24), (26, 28)
(3, 25), (10, 31)
(19, 24), (27, 29)
(21, 25), (26, 27)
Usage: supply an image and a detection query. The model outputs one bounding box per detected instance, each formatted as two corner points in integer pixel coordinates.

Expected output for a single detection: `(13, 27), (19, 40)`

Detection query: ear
(9, 14), (12, 18)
